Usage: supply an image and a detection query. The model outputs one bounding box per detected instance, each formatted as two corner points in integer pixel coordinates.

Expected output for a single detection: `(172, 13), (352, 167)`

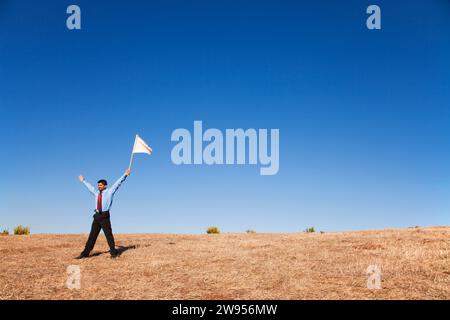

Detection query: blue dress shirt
(82, 174), (127, 212)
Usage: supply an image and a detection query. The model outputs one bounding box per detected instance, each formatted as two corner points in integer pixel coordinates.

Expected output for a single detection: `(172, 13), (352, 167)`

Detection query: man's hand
(78, 175), (85, 182)
(125, 169), (131, 176)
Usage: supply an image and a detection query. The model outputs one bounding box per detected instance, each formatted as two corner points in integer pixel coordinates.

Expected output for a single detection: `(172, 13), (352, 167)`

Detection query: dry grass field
(0, 227), (449, 300)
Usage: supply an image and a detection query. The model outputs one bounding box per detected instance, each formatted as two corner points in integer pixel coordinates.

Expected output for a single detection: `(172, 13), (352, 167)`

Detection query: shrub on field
(206, 226), (220, 234)
(14, 225), (30, 235)
(246, 229), (256, 234)
(304, 227), (315, 233)
(1, 229), (9, 235)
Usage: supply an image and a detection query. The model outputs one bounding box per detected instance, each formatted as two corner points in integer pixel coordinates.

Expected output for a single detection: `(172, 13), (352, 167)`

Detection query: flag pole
(128, 135), (136, 170)
(128, 152), (134, 171)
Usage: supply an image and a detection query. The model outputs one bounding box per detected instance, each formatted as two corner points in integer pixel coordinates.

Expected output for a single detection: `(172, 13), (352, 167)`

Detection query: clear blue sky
(1, 1), (449, 233)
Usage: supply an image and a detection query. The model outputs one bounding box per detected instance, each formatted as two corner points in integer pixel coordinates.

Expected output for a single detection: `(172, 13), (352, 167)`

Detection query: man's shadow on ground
(89, 245), (137, 258)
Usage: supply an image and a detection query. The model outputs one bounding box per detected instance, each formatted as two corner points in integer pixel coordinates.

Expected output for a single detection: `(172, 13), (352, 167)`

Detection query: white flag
(132, 134), (152, 154)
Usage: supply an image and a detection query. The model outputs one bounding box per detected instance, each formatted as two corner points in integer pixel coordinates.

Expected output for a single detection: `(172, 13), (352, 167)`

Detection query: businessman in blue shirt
(76, 169), (130, 259)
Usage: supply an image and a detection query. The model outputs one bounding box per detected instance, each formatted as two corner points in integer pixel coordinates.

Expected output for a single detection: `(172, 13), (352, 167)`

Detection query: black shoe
(110, 250), (120, 259)
(75, 253), (89, 259)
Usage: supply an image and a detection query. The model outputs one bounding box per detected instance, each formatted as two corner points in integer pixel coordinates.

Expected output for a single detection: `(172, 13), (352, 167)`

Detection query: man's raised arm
(109, 169), (131, 194)
(79, 175), (96, 195)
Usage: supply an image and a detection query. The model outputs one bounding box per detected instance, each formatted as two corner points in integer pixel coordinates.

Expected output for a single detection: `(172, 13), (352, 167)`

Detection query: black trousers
(82, 211), (117, 255)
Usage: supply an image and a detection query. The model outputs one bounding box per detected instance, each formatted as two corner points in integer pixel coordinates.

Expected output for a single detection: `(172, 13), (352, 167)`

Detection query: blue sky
(1, 1), (449, 233)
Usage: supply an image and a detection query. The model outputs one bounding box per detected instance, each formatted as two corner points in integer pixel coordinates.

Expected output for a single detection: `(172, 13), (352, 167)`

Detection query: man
(76, 169), (130, 259)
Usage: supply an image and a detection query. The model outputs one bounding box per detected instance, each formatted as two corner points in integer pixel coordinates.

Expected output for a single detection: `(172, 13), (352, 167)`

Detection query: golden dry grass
(0, 227), (449, 300)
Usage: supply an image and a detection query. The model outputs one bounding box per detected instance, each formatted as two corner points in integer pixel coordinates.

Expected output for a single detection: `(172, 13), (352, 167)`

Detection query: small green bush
(304, 227), (315, 233)
(14, 225), (30, 235)
(206, 226), (220, 234)
(246, 229), (256, 234)
(1, 229), (9, 235)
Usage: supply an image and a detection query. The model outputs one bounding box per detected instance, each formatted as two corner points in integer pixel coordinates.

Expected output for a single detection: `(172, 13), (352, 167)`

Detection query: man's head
(97, 179), (108, 191)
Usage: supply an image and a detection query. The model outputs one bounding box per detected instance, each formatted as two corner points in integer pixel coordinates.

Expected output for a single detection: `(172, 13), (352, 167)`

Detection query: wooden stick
(128, 152), (135, 171)
(128, 136), (136, 170)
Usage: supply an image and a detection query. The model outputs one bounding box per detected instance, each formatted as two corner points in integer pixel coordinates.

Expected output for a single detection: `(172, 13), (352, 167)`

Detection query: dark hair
(97, 179), (108, 185)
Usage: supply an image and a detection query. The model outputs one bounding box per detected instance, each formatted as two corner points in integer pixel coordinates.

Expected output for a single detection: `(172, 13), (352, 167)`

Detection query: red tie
(97, 192), (102, 212)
